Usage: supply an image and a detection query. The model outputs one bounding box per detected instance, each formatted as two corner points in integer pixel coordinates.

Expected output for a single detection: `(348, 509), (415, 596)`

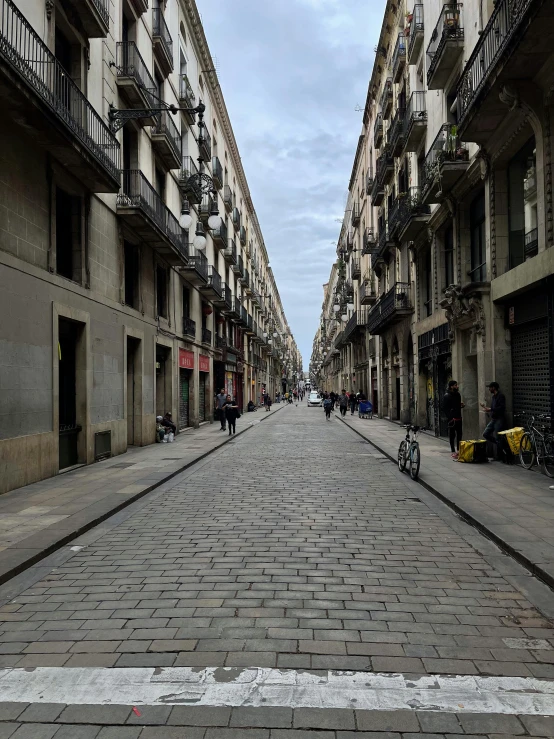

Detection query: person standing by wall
(338, 389), (348, 417)
(443, 380), (464, 460)
(349, 390), (357, 416)
(481, 382), (506, 456)
(216, 388), (227, 431)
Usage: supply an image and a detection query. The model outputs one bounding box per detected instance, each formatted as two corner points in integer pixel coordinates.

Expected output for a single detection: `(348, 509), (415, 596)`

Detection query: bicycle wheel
(398, 440), (408, 472)
(410, 444), (420, 480)
(519, 432), (535, 469)
(541, 435), (554, 478)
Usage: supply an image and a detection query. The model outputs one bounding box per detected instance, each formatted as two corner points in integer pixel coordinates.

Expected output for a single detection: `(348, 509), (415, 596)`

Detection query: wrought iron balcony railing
(407, 4), (425, 63)
(351, 202), (360, 227)
(366, 168), (374, 194)
(0, 0), (119, 180)
(225, 239), (237, 265)
(422, 123), (469, 197)
(375, 147), (394, 187)
(152, 8), (173, 67)
(116, 42), (156, 104)
(392, 33), (406, 82)
(426, 4), (464, 86)
(380, 78), (393, 119)
(457, 0), (533, 128)
(179, 157), (202, 203)
(403, 91), (427, 146)
(201, 327), (212, 345)
(186, 245), (208, 281)
(524, 227), (538, 259)
(373, 113), (384, 148)
(389, 106), (406, 156)
(223, 185), (233, 211)
(212, 156), (223, 189)
(183, 317), (196, 338)
(199, 127), (211, 160)
(232, 207), (241, 231)
(216, 334), (227, 349)
(206, 265), (222, 297)
(366, 282), (412, 334)
(212, 219), (228, 246)
(179, 72), (195, 109)
(362, 228), (377, 254)
(152, 108), (181, 164)
(118, 170), (187, 260)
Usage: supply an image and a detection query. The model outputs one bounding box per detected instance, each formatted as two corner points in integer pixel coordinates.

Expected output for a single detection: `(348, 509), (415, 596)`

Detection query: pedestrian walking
(216, 388), (227, 430)
(443, 380), (464, 460)
(338, 389), (348, 417)
(223, 394), (240, 436)
(264, 393), (273, 411)
(349, 390), (357, 416)
(481, 381), (506, 456)
(323, 396), (333, 420)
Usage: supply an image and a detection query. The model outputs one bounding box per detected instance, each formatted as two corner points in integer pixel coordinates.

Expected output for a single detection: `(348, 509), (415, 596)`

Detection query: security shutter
(179, 369), (190, 429)
(199, 373), (207, 422)
(511, 319), (550, 418)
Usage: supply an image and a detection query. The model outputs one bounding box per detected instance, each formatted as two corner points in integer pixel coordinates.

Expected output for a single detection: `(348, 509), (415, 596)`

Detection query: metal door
(511, 319), (550, 418)
(199, 373), (207, 422)
(179, 369), (190, 429)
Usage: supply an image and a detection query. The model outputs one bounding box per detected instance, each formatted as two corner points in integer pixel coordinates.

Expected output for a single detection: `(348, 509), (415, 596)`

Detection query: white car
(307, 391), (323, 407)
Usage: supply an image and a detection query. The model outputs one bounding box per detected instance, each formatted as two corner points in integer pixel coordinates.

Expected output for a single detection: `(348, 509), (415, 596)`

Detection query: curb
(337, 415), (554, 592)
(0, 404), (286, 586)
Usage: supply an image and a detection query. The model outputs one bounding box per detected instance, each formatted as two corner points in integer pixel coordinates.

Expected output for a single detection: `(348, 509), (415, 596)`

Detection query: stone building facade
(0, 0), (299, 494)
(312, 0), (554, 438)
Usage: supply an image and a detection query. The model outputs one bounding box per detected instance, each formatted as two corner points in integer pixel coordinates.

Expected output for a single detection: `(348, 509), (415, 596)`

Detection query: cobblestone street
(0, 405), (554, 736)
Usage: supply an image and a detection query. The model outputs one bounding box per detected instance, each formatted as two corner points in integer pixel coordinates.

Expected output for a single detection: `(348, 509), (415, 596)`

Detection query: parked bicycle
(398, 424), (421, 480)
(518, 413), (554, 478)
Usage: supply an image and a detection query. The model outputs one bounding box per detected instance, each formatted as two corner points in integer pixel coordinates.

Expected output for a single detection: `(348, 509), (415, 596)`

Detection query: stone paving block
(371, 656), (425, 672)
(0, 725), (20, 739)
(422, 658), (479, 674)
(168, 707), (231, 726)
(139, 730), (206, 739)
(271, 731), (335, 739)
(457, 713), (525, 735)
(97, 730), (141, 739)
(293, 708), (355, 730)
(230, 707), (292, 728)
(519, 715), (554, 736)
(65, 654), (119, 667)
(204, 731), (269, 739)
(276, 654), (311, 669)
(0, 705), (28, 721)
(57, 706), (132, 725)
(10, 726), (60, 739)
(225, 651), (276, 667)
(52, 726), (102, 739)
(115, 653), (176, 667)
(174, 652), (227, 667)
(17, 706), (65, 723)
(356, 710), (420, 732)
(416, 712), (462, 733)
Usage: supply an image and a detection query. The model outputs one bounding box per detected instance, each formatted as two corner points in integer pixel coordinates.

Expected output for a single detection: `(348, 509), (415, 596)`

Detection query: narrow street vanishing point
(1, 405), (554, 737)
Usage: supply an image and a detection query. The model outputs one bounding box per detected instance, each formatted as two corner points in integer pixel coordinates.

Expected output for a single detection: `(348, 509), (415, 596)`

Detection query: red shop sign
(179, 348), (194, 369)
(199, 354), (210, 373)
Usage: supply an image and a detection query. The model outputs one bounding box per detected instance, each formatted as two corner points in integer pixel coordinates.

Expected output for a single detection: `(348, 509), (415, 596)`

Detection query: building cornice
(348, 134), (366, 192)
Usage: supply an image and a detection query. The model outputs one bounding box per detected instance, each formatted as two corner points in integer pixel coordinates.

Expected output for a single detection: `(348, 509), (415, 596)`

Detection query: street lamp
(193, 221), (207, 250)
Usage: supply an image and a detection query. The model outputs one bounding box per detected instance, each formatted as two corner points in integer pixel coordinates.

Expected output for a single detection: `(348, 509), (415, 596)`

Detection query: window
(182, 286), (190, 318)
(423, 249), (432, 316)
(56, 187), (81, 282)
(156, 266), (167, 318)
(508, 136), (537, 268)
(469, 190), (486, 282)
(444, 224), (454, 289)
(124, 241), (139, 308)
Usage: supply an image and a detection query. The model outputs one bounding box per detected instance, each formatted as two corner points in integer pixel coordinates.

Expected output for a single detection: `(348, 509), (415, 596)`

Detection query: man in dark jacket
(481, 381), (506, 453)
(443, 380), (464, 459)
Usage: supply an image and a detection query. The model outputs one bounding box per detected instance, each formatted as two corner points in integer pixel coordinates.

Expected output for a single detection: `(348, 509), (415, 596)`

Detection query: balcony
(215, 335), (227, 350)
(228, 296), (242, 320)
(351, 259), (361, 280)
(151, 109), (181, 170)
(377, 223), (394, 260)
(426, 4), (464, 90)
(115, 42), (156, 114)
(117, 170), (188, 265)
(362, 228), (377, 255)
(0, 0), (120, 191)
(181, 245), (208, 286)
(212, 157), (223, 189)
(343, 309), (368, 344)
(398, 187), (431, 241)
(421, 124), (470, 204)
(380, 78), (393, 120)
(179, 157), (202, 204)
(241, 269), (251, 291)
(351, 202), (361, 228)
(199, 128), (212, 161)
(200, 265), (223, 301)
(366, 282), (413, 335)
(524, 228), (538, 260)
(236, 253), (244, 277)
(152, 8), (173, 77)
(128, 0), (148, 16)
(375, 147), (394, 190)
(246, 314), (255, 335)
(360, 280), (377, 305)
(183, 317), (196, 339)
(392, 33), (406, 83)
(65, 0), (109, 37)
(199, 194), (215, 224)
(389, 106), (406, 156)
(373, 113), (384, 148)
(403, 91), (427, 152)
(211, 219), (228, 249)
(456, 0), (545, 144)
(371, 176), (385, 207)
(239, 225), (247, 245)
(240, 306), (248, 327)
(201, 328), (212, 345)
(179, 73), (196, 124)
(407, 5), (425, 64)
(213, 283), (233, 312)
(232, 207), (241, 232)
(223, 185), (233, 212)
(224, 238), (238, 266)
(366, 168), (374, 195)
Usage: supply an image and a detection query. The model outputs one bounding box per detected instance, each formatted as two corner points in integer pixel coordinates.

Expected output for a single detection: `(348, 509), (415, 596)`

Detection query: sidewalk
(0, 403), (285, 584)
(338, 412), (554, 589)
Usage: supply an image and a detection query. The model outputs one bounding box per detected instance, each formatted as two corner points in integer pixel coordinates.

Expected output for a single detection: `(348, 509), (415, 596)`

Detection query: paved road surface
(0, 405), (553, 737)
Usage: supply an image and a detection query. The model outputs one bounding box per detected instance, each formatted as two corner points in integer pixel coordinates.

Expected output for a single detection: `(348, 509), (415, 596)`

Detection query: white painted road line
(1, 668), (554, 715)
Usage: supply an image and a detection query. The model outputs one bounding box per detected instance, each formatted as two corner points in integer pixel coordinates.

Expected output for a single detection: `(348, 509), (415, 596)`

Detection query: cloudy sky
(199, 0), (381, 367)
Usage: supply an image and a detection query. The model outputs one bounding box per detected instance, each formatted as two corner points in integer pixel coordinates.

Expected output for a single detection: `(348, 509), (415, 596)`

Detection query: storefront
(198, 354), (210, 423)
(178, 348), (194, 430)
(417, 323), (451, 437)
